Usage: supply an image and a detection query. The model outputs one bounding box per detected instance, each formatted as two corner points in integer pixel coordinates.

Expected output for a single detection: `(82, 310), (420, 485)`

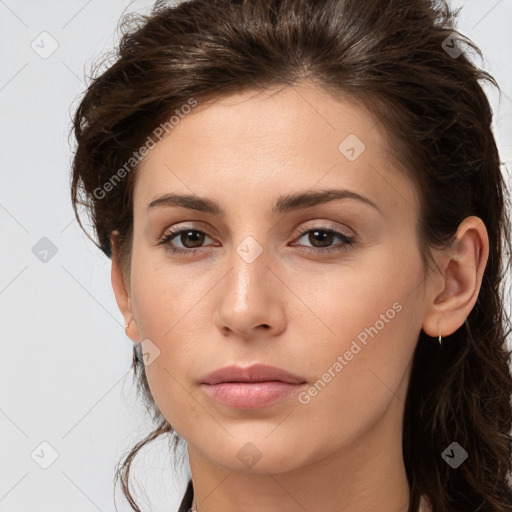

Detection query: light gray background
(0, 1), (510, 511)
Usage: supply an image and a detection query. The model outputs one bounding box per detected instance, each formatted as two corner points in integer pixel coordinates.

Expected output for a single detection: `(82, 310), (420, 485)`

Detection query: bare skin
(111, 83), (489, 512)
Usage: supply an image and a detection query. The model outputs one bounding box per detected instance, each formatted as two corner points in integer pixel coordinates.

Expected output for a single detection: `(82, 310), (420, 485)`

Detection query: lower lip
(201, 381), (306, 409)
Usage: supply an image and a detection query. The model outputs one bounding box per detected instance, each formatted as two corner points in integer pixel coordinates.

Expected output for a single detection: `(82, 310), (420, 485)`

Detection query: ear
(110, 230), (141, 342)
(422, 216), (489, 338)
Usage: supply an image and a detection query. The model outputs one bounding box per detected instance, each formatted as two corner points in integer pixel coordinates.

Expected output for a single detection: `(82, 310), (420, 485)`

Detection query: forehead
(133, 84), (417, 221)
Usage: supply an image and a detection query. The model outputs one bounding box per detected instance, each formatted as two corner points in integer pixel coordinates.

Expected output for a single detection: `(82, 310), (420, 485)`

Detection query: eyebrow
(146, 188), (382, 216)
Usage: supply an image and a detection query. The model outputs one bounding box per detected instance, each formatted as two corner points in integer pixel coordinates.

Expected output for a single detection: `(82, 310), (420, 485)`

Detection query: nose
(214, 242), (287, 339)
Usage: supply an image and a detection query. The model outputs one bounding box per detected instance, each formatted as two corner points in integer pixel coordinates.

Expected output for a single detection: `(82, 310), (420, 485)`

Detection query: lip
(201, 381), (306, 409)
(200, 363), (307, 409)
(201, 363), (307, 385)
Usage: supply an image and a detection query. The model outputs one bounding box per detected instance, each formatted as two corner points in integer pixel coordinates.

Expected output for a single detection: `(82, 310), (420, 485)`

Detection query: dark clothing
(178, 479), (194, 512)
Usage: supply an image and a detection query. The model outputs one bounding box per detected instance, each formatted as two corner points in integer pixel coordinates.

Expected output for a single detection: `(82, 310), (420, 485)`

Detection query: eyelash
(157, 224), (356, 256)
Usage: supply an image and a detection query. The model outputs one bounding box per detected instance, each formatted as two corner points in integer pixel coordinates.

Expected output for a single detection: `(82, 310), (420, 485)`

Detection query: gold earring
(125, 318), (132, 336)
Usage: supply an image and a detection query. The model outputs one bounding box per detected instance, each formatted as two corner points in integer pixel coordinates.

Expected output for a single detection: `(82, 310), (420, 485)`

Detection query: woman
(69, 0), (512, 511)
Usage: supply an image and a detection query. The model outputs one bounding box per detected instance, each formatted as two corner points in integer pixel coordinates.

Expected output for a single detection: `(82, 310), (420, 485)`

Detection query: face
(122, 83), (429, 474)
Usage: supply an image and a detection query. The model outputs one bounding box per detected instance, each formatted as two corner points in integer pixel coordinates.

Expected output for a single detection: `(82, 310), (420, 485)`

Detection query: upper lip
(201, 363), (307, 385)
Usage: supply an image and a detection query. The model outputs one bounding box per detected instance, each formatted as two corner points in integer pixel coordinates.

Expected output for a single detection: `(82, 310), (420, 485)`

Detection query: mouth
(200, 363), (307, 409)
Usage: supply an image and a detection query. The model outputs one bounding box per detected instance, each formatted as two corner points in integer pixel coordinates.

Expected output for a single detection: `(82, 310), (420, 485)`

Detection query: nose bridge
(235, 234), (266, 267)
(228, 233), (269, 302)
(214, 230), (283, 335)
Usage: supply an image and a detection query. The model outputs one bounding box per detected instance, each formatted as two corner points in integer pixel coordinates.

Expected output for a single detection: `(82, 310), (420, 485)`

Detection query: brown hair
(69, 0), (512, 510)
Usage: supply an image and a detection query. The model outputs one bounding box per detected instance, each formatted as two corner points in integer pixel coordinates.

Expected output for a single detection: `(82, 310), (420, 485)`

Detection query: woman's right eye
(158, 228), (214, 255)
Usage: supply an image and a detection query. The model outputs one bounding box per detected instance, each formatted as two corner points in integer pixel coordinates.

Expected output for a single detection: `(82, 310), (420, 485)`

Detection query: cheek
(128, 247), (212, 433)
(296, 246), (423, 405)
(299, 246), (417, 348)
(129, 244), (191, 336)
(144, 353), (197, 437)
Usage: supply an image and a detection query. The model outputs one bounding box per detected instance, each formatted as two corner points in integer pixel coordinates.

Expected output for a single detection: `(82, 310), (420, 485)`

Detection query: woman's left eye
(157, 226), (356, 255)
(293, 227), (356, 253)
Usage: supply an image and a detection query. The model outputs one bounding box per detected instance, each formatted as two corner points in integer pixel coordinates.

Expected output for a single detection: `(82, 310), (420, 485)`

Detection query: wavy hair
(69, 0), (512, 510)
